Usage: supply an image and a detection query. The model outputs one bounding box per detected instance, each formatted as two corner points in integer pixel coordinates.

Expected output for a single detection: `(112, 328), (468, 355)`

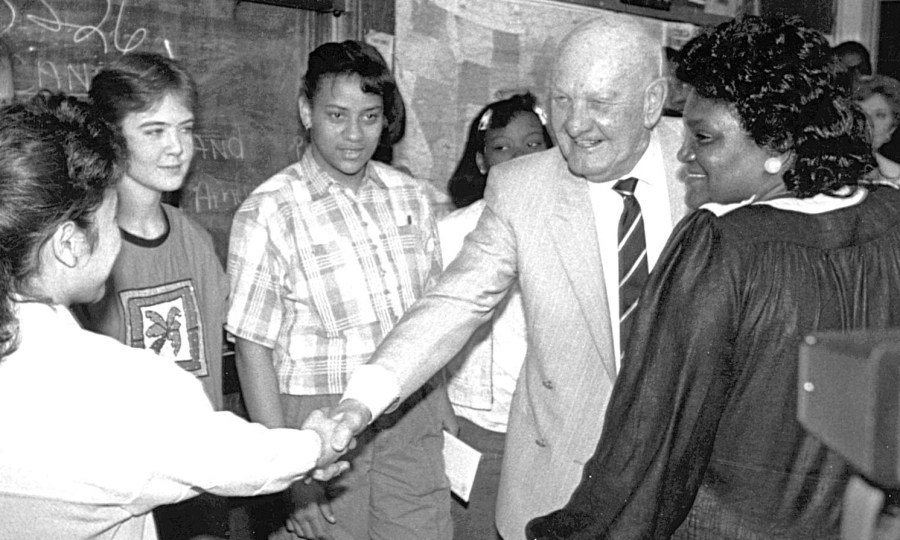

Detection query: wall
(833, 0), (879, 53)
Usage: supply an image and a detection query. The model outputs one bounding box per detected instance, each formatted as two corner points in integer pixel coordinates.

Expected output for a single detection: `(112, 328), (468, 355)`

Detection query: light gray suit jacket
(370, 118), (688, 539)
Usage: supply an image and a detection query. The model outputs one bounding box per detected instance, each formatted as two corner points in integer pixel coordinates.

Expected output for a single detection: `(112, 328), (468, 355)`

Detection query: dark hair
(832, 41), (872, 74)
(89, 52), (197, 127)
(832, 41), (872, 93)
(0, 92), (124, 359)
(302, 40), (405, 148)
(448, 93), (553, 208)
(854, 74), (900, 128)
(677, 16), (874, 197)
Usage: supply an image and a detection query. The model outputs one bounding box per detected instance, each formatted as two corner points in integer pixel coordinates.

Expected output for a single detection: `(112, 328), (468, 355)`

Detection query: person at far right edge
(528, 15), (900, 540)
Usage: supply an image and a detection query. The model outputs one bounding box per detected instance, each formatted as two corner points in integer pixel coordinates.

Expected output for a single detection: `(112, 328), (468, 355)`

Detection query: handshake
(300, 399), (374, 482)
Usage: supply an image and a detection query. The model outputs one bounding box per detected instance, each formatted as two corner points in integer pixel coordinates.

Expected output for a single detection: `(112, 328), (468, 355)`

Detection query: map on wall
(392, 0), (692, 206)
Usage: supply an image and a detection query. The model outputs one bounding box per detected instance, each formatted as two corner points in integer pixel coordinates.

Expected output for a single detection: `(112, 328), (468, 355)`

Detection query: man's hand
(283, 480), (334, 540)
(326, 399), (372, 453)
(301, 409), (354, 468)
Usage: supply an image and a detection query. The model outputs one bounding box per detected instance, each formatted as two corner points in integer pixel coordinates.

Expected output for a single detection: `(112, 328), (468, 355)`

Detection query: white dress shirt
(588, 131), (676, 371)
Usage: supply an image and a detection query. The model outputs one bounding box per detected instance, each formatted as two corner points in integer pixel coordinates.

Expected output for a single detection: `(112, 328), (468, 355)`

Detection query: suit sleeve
(527, 210), (742, 539)
(355, 168), (520, 404)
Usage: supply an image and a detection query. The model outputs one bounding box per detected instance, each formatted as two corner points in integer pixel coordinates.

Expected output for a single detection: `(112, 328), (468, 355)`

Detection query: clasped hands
(300, 399), (373, 482)
(280, 401), (373, 538)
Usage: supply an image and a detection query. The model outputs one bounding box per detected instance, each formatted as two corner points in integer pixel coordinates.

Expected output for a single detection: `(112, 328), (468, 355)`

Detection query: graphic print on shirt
(119, 279), (208, 377)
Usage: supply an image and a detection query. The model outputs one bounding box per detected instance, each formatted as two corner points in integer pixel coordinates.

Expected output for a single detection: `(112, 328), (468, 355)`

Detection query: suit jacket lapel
(549, 167), (617, 380)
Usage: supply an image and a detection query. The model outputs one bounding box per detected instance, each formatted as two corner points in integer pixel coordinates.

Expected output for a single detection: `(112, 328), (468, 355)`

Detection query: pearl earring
(764, 157), (782, 174)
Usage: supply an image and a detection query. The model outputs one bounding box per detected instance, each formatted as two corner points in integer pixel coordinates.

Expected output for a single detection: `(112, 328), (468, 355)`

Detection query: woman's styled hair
(0, 92), (124, 359)
(89, 52), (197, 127)
(854, 74), (900, 129)
(302, 40), (406, 148)
(448, 92), (553, 208)
(677, 16), (874, 197)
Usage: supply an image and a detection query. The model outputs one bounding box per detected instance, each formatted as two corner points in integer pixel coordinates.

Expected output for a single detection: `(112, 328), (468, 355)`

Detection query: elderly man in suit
(326, 14), (690, 540)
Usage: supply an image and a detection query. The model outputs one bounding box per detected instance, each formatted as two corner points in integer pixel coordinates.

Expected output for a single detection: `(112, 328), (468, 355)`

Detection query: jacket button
(542, 379), (554, 389)
(535, 438), (548, 448)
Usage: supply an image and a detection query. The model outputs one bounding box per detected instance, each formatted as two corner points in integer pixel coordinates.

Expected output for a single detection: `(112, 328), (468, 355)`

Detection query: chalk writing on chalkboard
(1, 0), (148, 58)
(1, 0), (310, 262)
(193, 129), (245, 162)
(21, 0), (148, 54)
(3, 0), (151, 97)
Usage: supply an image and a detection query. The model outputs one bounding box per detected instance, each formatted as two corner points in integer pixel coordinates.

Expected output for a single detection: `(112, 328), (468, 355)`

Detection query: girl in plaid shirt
(227, 41), (453, 540)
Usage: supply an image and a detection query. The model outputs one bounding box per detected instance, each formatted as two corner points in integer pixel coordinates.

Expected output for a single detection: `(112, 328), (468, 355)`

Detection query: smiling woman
(119, 93), (196, 194)
(677, 94), (790, 207)
(527, 16), (900, 540)
(75, 53), (231, 540)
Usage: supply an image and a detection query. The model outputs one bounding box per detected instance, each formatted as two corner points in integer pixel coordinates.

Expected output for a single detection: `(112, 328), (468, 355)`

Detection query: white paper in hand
(442, 430), (482, 502)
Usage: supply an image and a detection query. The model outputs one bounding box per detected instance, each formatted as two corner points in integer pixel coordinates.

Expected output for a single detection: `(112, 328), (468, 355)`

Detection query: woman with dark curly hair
(527, 16), (896, 539)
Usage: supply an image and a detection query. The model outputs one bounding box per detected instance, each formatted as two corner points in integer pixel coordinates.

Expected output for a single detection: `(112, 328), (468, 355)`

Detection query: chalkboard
(1, 0), (314, 262)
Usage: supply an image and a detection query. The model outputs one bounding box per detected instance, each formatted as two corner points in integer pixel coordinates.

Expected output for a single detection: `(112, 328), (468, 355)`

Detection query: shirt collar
(589, 130), (663, 192)
(299, 149), (386, 199)
(700, 185), (868, 217)
(14, 301), (78, 329)
(628, 129), (664, 188)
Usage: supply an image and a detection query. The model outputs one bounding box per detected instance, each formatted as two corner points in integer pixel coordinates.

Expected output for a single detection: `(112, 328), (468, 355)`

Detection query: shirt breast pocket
(391, 224), (430, 290)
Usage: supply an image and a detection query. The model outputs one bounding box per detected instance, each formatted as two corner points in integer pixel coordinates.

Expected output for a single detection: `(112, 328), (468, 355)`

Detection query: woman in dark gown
(527, 16), (895, 539)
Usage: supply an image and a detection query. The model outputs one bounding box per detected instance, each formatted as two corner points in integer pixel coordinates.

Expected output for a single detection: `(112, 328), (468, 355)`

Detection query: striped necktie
(612, 177), (648, 362)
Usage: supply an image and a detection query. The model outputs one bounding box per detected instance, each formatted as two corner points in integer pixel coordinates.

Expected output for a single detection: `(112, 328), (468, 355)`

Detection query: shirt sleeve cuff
(304, 429), (323, 462)
(341, 365), (401, 422)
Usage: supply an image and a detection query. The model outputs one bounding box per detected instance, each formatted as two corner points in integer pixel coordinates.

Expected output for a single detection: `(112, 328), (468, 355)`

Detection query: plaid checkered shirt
(226, 151), (443, 395)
